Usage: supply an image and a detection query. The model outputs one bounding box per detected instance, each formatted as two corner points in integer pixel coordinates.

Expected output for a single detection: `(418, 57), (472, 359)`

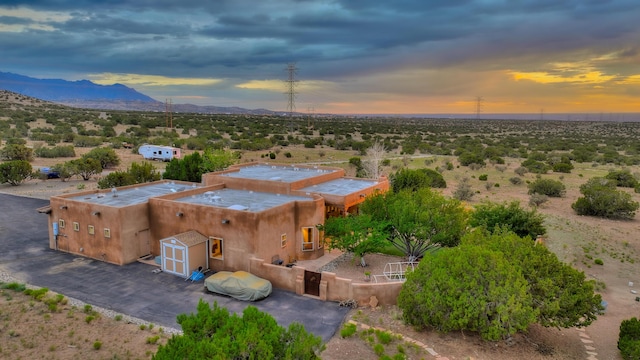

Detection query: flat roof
(67, 182), (199, 207)
(174, 188), (312, 212)
(222, 164), (337, 182)
(301, 178), (379, 196)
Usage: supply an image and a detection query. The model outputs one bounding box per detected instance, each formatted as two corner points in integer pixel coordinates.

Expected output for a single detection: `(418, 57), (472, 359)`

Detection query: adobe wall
(248, 258), (402, 305)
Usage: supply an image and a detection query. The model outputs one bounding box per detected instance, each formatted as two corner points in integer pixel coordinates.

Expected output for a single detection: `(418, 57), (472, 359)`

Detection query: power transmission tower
(475, 96), (484, 119)
(285, 63), (298, 117)
(307, 105), (315, 128)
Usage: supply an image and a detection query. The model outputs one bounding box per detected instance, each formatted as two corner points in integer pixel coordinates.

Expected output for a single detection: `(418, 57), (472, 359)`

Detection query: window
(302, 227), (314, 251)
(104, 228), (111, 238)
(209, 237), (223, 260)
(73, 222), (79, 232)
(281, 234), (287, 248)
(58, 219), (65, 229)
(88, 225), (95, 235)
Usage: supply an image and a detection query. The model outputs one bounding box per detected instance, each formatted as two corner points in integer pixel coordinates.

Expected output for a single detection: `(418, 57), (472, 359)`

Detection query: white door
(162, 242), (187, 277)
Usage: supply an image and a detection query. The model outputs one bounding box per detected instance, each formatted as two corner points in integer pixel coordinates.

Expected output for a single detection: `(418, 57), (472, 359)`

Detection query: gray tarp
(204, 271), (273, 301)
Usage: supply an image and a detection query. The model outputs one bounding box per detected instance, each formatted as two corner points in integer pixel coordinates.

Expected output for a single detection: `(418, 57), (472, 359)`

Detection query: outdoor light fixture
(221, 219), (230, 224)
(360, 194), (366, 198)
(176, 212), (184, 217)
(59, 205), (68, 210)
(92, 211), (101, 216)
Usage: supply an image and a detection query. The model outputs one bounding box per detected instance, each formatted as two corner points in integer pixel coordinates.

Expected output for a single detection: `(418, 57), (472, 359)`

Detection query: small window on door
(302, 227), (314, 251)
(210, 237), (223, 260)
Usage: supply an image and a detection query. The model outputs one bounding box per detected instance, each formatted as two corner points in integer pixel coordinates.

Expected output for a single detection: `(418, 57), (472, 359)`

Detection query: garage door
(162, 242), (186, 277)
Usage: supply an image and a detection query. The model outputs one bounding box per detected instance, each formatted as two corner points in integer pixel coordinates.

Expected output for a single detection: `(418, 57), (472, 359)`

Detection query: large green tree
(0, 160), (32, 186)
(71, 157), (102, 181)
(389, 168), (446, 193)
(153, 300), (323, 360)
(320, 214), (389, 266)
(0, 143), (33, 162)
(362, 188), (468, 261)
(399, 244), (536, 341)
(82, 147), (120, 169)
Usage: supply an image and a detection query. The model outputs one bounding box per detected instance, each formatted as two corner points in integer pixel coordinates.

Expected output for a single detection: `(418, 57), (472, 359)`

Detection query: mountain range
(0, 71), (276, 115)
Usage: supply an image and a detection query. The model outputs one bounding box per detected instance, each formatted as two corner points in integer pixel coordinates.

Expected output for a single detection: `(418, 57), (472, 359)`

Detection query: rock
(369, 296), (379, 308)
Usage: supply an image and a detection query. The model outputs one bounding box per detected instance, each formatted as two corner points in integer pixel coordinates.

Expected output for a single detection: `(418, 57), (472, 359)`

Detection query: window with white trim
(302, 227), (314, 251)
(210, 237), (223, 260)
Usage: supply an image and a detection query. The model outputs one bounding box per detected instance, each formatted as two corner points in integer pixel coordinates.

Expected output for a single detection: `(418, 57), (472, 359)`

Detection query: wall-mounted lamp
(359, 194), (366, 198)
(92, 211), (101, 216)
(176, 212), (184, 217)
(221, 219), (230, 224)
(59, 205), (68, 210)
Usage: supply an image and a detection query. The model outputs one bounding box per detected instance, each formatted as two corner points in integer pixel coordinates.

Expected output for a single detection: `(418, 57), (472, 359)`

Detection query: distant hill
(0, 71), (278, 115)
(0, 72), (155, 102)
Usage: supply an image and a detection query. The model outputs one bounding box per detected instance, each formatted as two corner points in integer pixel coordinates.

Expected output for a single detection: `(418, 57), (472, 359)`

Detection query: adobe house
(40, 163), (389, 280)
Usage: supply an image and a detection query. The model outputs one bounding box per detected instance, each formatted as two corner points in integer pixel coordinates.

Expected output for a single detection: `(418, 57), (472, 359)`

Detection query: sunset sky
(1, 1), (639, 114)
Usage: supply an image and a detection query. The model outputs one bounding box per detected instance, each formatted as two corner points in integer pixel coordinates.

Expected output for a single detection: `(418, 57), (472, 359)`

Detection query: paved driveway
(0, 193), (348, 342)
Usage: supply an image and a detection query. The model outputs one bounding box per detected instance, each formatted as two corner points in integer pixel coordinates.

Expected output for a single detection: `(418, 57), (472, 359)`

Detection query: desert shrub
(154, 300), (324, 359)
(284, 152), (292, 158)
(458, 152), (485, 167)
(389, 168), (446, 192)
(0, 143), (33, 161)
(470, 201), (546, 239)
(478, 174), (488, 181)
(528, 178), (566, 197)
(83, 147), (120, 168)
(521, 158), (551, 174)
(514, 166), (528, 176)
(552, 162), (574, 173)
(509, 177), (523, 185)
(605, 169), (639, 188)
(529, 194), (549, 207)
(34, 145), (76, 158)
(618, 317), (640, 360)
(485, 182), (494, 190)
(594, 258), (604, 265)
(340, 323), (357, 338)
(97, 171), (136, 189)
(572, 177), (639, 219)
(453, 177), (474, 201)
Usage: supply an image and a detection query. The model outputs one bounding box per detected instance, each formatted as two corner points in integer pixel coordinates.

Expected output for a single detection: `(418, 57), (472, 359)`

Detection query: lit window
(281, 234), (287, 248)
(209, 237), (223, 260)
(302, 227), (314, 251)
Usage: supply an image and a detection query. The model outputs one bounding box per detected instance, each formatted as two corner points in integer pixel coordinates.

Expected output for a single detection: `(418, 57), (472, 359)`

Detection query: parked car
(39, 167), (60, 179)
(204, 271), (272, 301)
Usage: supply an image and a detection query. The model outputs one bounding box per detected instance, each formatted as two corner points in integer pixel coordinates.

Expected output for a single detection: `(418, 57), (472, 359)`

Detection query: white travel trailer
(138, 144), (181, 161)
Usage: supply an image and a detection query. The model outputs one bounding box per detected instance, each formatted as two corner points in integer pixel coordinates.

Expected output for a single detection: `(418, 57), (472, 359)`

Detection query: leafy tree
(605, 169), (638, 188)
(163, 152), (204, 182)
(469, 201), (546, 239)
(0, 160), (32, 185)
(458, 151), (485, 167)
(362, 188), (468, 261)
(463, 229), (603, 328)
(153, 300), (323, 360)
(97, 171), (135, 189)
(52, 162), (76, 182)
(398, 244), (536, 341)
(200, 148), (239, 174)
(389, 168), (446, 193)
(528, 178), (566, 197)
(128, 161), (162, 184)
(320, 214), (389, 267)
(572, 177), (639, 219)
(0, 143), (33, 162)
(72, 157), (102, 181)
(82, 147), (120, 169)
(618, 317), (640, 360)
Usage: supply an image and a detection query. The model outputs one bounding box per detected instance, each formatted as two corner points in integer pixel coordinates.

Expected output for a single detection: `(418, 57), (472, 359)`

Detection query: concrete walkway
(0, 193), (348, 342)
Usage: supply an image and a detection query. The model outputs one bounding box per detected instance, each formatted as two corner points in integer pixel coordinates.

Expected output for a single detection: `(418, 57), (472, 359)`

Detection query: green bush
(605, 169), (639, 188)
(478, 174), (488, 181)
(509, 177), (523, 185)
(528, 178), (566, 197)
(469, 201), (546, 239)
(572, 178), (639, 219)
(0, 160), (32, 186)
(389, 168), (447, 192)
(619, 317), (640, 360)
(340, 323), (357, 338)
(34, 145), (76, 158)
